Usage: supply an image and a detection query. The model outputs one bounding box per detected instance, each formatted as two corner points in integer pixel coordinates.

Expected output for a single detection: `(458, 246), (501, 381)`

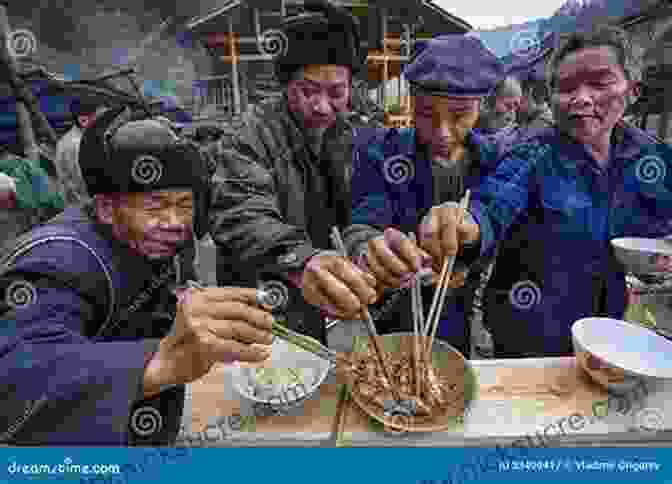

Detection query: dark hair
(546, 25), (643, 91)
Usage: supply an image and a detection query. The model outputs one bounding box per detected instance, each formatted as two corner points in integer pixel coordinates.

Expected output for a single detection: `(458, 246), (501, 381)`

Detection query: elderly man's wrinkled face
(97, 189), (194, 260)
(552, 46), (638, 147)
(415, 95), (480, 160)
(287, 64), (351, 129)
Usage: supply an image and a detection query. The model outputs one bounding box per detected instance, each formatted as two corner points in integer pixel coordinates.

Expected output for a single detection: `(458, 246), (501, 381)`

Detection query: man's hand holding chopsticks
(302, 251), (379, 320)
(143, 287), (274, 397)
(362, 228), (434, 289)
(419, 201), (480, 277)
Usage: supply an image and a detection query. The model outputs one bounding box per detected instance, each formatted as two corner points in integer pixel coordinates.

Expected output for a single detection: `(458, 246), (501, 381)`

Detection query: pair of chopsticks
(330, 227), (402, 403)
(184, 280), (345, 366)
(422, 190), (471, 361)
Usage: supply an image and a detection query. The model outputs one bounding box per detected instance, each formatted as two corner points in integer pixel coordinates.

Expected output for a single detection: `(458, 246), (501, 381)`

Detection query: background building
(185, 0), (471, 126)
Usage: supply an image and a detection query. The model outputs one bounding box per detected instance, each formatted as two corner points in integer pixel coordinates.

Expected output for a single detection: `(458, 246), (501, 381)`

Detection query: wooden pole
(228, 15), (241, 116)
(0, 4), (57, 152)
(381, 7), (388, 115)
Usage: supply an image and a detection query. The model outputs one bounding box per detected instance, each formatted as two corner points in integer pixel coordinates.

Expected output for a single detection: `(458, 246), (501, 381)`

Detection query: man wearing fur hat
(342, 35), (511, 356)
(0, 106), (275, 444)
(210, 0), (379, 344)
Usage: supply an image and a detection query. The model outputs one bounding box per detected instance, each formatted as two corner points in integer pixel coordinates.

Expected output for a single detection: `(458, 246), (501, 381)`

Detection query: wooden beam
(228, 16), (241, 115)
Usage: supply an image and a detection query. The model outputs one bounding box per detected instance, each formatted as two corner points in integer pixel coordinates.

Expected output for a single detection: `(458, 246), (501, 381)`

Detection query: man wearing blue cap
(421, 25), (672, 357)
(343, 35), (508, 356)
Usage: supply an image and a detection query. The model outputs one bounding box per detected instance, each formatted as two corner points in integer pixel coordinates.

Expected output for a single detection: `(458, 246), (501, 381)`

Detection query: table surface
(179, 319), (672, 446)
(182, 353), (672, 447)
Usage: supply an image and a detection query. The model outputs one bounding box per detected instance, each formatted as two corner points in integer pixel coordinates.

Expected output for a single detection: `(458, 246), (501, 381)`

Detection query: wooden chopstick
(329, 227), (402, 403)
(424, 190), (471, 360)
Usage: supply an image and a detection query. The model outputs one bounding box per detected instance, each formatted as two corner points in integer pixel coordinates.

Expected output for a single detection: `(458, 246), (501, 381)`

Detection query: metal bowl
(347, 332), (478, 433)
(230, 337), (331, 415)
(611, 237), (672, 275)
(572, 317), (672, 394)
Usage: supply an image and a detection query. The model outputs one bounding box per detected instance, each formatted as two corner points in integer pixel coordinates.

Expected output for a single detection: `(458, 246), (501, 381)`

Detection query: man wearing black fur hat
(210, 0), (379, 344)
(0, 106), (274, 445)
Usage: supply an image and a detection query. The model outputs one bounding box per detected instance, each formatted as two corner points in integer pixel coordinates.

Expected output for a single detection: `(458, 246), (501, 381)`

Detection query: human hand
(302, 251), (378, 320)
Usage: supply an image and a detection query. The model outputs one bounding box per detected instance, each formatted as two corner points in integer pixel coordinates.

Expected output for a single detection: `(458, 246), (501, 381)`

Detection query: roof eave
(422, 0), (472, 32)
(185, 0), (243, 31)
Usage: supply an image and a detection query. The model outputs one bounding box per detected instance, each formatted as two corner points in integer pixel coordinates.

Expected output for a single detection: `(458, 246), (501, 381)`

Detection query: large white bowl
(572, 317), (672, 394)
(611, 237), (672, 275)
(230, 337), (331, 412)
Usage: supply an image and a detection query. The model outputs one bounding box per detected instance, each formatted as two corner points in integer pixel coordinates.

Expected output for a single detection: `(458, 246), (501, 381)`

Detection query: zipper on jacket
(0, 395), (47, 442)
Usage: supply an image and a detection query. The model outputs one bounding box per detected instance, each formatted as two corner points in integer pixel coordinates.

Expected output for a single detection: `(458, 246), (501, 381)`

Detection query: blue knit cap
(403, 34), (506, 98)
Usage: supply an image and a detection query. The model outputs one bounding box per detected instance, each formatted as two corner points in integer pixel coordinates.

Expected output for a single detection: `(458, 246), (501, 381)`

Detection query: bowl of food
(611, 237), (672, 276)
(230, 336), (332, 414)
(572, 317), (672, 394)
(346, 332), (478, 433)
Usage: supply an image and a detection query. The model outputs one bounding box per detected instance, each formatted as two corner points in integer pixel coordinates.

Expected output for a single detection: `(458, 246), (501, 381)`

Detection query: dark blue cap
(403, 34), (506, 98)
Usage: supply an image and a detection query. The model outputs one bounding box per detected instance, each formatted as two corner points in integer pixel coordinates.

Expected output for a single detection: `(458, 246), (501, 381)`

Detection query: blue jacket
(0, 206), (185, 444)
(471, 125), (672, 356)
(348, 127), (506, 350)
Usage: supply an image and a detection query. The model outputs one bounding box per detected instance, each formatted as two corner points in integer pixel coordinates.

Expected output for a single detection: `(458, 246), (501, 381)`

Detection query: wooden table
(183, 354), (672, 447)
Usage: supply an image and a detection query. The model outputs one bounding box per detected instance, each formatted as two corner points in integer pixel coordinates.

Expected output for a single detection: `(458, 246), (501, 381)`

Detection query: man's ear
(94, 194), (116, 225)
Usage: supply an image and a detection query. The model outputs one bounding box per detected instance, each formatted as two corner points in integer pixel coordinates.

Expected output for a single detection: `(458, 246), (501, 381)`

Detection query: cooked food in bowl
(347, 333), (477, 432)
(572, 317), (672, 394)
(231, 337), (331, 407)
(248, 367), (315, 402)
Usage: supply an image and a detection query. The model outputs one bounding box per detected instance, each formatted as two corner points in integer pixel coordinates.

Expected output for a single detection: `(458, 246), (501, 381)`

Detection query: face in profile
(414, 95), (480, 160)
(97, 189), (194, 260)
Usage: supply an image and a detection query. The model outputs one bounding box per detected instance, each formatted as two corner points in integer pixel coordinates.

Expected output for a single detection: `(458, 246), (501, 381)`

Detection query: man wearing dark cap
(53, 98), (106, 205)
(210, 0), (379, 343)
(0, 105), (274, 445)
(343, 35), (510, 356)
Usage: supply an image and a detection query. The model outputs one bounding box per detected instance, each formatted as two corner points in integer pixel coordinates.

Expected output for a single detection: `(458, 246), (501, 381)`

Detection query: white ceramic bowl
(572, 317), (672, 394)
(230, 337), (331, 411)
(611, 237), (672, 275)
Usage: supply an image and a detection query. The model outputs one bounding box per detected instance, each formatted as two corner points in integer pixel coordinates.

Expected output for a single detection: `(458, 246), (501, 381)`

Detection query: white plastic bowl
(611, 237), (672, 275)
(230, 337), (331, 410)
(572, 317), (672, 393)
